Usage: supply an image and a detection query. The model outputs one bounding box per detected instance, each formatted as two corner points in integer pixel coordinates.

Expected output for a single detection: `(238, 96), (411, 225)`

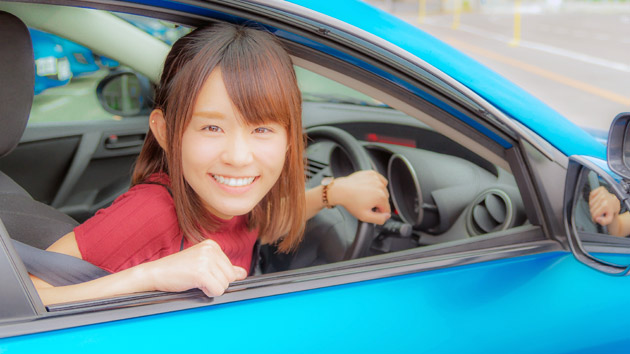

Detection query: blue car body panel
(53, 36), (100, 77)
(30, 29), (100, 94)
(97, 56), (120, 68)
(30, 28), (71, 94)
(3, 251), (630, 353)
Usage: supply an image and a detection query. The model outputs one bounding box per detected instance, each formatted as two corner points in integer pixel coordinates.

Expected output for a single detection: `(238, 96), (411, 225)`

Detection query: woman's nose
(221, 131), (254, 166)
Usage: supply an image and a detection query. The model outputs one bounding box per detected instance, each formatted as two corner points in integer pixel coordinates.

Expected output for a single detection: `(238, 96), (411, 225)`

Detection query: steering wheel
(306, 126), (375, 260)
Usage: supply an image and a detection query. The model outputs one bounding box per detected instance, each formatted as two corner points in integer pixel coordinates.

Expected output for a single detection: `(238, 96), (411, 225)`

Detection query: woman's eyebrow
(193, 111), (225, 119)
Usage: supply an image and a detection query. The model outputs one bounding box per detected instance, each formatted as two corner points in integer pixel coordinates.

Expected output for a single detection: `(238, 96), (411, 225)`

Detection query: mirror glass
(574, 170), (616, 236)
(100, 73), (142, 115)
(572, 166), (630, 267)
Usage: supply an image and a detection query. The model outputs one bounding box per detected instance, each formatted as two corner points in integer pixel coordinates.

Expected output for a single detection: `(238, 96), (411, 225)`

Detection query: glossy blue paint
(3, 251), (630, 353)
(30, 28), (72, 94)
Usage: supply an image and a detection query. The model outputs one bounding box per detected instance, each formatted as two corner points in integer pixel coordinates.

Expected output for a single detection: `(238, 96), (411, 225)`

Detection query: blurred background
(366, 0), (630, 140)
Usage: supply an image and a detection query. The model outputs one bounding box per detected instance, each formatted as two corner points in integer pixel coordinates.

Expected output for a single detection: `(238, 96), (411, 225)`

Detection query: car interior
(0, 2), (537, 302)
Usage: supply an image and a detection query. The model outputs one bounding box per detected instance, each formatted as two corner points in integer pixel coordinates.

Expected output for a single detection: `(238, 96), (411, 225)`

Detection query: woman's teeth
(212, 175), (255, 187)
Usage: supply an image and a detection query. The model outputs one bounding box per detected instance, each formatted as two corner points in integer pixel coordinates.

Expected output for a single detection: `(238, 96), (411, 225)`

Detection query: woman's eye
(253, 127), (272, 134)
(203, 125), (223, 133)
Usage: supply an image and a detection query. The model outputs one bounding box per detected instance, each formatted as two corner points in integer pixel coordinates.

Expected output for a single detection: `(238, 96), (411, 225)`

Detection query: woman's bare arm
(46, 231), (82, 258)
(28, 231), (82, 290)
(305, 170), (391, 224)
(30, 234), (246, 306)
(34, 262), (152, 305)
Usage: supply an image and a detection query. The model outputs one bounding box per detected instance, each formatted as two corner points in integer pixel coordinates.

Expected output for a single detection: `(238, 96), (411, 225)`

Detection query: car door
(1, 119), (147, 223)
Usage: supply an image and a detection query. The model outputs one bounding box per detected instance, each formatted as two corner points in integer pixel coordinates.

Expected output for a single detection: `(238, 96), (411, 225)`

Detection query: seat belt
(12, 239), (110, 287)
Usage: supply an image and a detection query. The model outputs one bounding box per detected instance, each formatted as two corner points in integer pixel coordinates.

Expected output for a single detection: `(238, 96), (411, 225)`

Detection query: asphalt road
(371, 1), (630, 133)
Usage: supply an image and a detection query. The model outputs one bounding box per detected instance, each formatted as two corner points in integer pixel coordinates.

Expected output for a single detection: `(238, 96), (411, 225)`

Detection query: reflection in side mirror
(573, 171), (610, 235)
(565, 155), (630, 275)
(96, 70), (152, 116)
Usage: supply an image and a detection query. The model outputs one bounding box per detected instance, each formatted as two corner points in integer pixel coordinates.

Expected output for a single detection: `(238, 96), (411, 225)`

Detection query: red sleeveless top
(74, 176), (258, 273)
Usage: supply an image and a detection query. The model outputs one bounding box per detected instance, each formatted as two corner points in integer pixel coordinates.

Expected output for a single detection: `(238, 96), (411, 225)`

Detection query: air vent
(466, 189), (513, 236)
(305, 158), (328, 181)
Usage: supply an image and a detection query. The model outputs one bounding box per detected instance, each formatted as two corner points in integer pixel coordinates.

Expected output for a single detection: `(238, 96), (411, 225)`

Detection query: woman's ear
(150, 109), (168, 150)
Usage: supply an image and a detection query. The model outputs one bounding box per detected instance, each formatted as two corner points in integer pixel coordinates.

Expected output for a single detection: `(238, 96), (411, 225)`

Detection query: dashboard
(259, 121), (528, 273)
(259, 103), (528, 273)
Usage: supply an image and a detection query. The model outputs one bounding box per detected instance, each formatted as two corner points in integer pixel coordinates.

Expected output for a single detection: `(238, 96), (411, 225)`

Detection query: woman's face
(181, 68), (288, 220)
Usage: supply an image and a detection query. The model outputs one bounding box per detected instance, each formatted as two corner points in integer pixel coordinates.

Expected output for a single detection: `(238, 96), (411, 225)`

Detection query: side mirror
(96, 70), (152, 116)
(564, 155), (630, 275)
(607, 112), (630, 179)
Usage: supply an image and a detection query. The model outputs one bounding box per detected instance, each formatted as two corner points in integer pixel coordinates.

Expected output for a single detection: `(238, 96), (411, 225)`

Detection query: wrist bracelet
(321, 177), (335, 209)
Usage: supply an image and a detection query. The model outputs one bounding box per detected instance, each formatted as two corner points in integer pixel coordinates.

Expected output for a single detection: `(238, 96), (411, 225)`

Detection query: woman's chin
(207, 203), (257, 220)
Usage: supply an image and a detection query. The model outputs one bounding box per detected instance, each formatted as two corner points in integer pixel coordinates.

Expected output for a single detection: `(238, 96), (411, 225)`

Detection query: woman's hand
(589, 186), (621, 226)
(328, 170), (391, 225)
(140, 239), (247, 297)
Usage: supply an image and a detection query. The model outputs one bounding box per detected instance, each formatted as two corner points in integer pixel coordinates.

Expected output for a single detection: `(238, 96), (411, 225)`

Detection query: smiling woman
(137, 23), (306, 251)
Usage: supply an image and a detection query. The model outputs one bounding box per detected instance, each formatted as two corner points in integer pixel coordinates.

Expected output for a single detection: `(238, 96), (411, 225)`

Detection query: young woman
(31, 23), (391, 305)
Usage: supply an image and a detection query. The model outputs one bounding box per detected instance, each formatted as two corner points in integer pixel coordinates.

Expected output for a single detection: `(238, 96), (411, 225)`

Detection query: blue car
(29, 28), (73, 95)
(0, 1), (627, 353)
(30, 28), (103, 95)
(53, 35), (100, 77)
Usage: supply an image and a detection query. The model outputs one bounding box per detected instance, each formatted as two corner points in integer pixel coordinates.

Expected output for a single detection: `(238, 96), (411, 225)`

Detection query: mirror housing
(96, 70), (152, 117)
(607, 112), (630, 179)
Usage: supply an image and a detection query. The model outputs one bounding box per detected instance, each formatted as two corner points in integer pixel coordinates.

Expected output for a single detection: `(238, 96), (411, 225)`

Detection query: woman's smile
(211, 174), (257, 187)
(209, 174), (259, 196)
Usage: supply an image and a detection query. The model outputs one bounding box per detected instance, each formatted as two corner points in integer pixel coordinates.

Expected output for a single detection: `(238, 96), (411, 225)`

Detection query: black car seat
(1, 11), (110, 286)
(0, 11), (79, 249)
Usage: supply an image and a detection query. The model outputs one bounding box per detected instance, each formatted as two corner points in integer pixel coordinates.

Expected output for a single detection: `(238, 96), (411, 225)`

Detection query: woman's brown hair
(132, 23), (305, 252)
